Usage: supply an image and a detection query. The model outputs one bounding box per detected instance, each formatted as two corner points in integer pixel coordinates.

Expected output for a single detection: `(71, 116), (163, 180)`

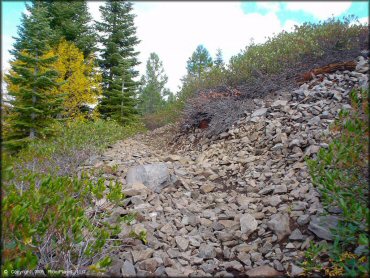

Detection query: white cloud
(358, 16), (369, 25)
(286, 2), (352, 20)
(132, 2), (290, 93)
(282, 19), (300, 32)
(87, 1), (104, 23)
(256, 2), (281, 13)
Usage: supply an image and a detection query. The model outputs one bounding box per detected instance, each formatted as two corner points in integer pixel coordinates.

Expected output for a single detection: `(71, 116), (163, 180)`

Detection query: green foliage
(4, 2), (64, 151)
(304, 89), (369, 277)
(4, 119), (146, 177)
(129, 230), (148, 245)
(44, 0), (96, 58)
(186, 44), (213, 80)
(1, 168), (123, 273)
(141, 101), (182, 130)
(96, 1), (141, 124)
(214, 48), (225, 68)
(228, 15), (366, 84)
(138, 52), (171, 115)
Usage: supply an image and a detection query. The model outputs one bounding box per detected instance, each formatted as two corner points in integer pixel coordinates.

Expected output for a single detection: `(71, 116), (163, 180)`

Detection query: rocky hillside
(80, 54), (368, 277)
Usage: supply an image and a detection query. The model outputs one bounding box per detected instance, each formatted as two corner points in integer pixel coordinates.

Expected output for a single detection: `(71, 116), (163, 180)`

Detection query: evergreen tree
(96, 1), (140, 124)
(186, 45), (213, 79)
(214, 48), (224, 68)
(4, 2), (63, 150)
(43, 0), (96, 58)
(138, 52), (170, 114)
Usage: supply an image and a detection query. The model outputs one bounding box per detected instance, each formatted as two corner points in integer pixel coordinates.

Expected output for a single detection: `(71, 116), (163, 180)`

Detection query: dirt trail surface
(80, 55), (368, 277)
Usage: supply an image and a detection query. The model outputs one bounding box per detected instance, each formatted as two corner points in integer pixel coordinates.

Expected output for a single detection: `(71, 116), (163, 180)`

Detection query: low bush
(3, 119), (146, 177)
(2, 167), (124, 274)
(304, 89), (369, 276)
(1, 118), (146, 275)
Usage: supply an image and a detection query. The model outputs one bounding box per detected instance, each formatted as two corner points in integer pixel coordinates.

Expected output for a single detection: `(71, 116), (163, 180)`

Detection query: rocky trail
(79, 55), (368, 277)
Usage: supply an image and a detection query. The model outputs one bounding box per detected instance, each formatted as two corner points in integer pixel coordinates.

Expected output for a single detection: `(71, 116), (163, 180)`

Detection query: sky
(2, 1), (369, 94)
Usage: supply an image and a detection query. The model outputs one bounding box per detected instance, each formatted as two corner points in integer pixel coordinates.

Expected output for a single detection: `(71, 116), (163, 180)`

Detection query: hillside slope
(81, 54), (368, 276)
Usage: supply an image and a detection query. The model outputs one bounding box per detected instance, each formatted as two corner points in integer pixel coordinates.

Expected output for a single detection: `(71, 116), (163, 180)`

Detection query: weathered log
(297, 60), (356, 84)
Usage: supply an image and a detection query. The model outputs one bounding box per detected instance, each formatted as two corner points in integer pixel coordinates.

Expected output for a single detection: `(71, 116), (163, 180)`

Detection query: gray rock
(289, 228), (304, 241)
(273, 260), (284, 272)
(274, 184), (287, 194)
(290, 263), (304, 276)
(252, 108), (268, 117)
(108, 258), (124, 276)
(131, 249), (154, 263)
(200, 261), (217, 273)
(308, 215), (339, 240)
(264, 196), (282, 207)
(267, 214), (291, 241)
(165, 267), (183, 276)
(126, 163), (171, 193)
(198, 244), (217, 259)
(240, 214), (258, 236)
(271, 143), (284, 151)
(222, 261), (244, 272)
(122, 260), (136, 277)
(297, 215), (310, 226)
(136, 258), (158, 273)
(246, 265), (282, 277)
(175, 236), (189, 252)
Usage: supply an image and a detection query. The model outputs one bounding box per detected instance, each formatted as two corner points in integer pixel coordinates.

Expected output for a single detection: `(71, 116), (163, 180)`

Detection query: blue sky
(2, 1), (368, 92)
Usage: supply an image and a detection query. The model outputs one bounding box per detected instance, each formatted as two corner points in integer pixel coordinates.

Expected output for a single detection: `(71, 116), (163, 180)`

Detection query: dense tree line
(4, 0), (232, 150)
(4, 0), (142, 151)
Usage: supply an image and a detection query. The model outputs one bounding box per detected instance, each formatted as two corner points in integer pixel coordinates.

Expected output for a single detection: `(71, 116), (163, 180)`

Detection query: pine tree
(138, 52), (170, 114)
(96, 1), (140, 124)
(186, 45), (213, 80)
(49, 40), (101, 119)
(214, 48), (224, 68)
(4, 2), (63, 150)
(43, 0), (96, 58)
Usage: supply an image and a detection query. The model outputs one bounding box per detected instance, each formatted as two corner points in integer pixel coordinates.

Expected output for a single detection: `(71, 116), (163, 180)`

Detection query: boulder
(126, 163), (173, 193)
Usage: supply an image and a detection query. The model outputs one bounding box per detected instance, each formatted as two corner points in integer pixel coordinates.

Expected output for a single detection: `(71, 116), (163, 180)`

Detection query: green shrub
(228, 15), (367, 85)
(1, 166), (125, 274)
(304, 89), (369, 276)
(4, 119), (146, 177)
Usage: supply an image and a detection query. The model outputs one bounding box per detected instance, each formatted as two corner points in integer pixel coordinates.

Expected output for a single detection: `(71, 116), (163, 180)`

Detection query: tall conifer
(4, 2), (63, 150)
(44, 0), (96, 58)
(96, 1), (140, 124)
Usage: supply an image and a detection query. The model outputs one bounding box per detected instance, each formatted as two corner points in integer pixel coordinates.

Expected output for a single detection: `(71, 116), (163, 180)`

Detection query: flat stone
(290, 263), (304, 276)
(251, 107), (268, 117)
(267, 214), (291, 241)
(240, 214), (258, 236)
(308, 215), (339, 240)
(131, 249), (154, 263)
(122, 260), (136, 277)
(222, 261), (244, 272)
(198, 244), (217, 259)
(175, 236), (189, 252)
(297, 215), (310, 226)
(289, 228), (304, 241)
(246, 265), (282, 277)
(136, 258), (158, 273)
(271, 100), (288, 108)
(165, 267), (183, 276)
(122, 182), (149, 197)
(274, 184), (287, 194)
(200, 183), (215, 193)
